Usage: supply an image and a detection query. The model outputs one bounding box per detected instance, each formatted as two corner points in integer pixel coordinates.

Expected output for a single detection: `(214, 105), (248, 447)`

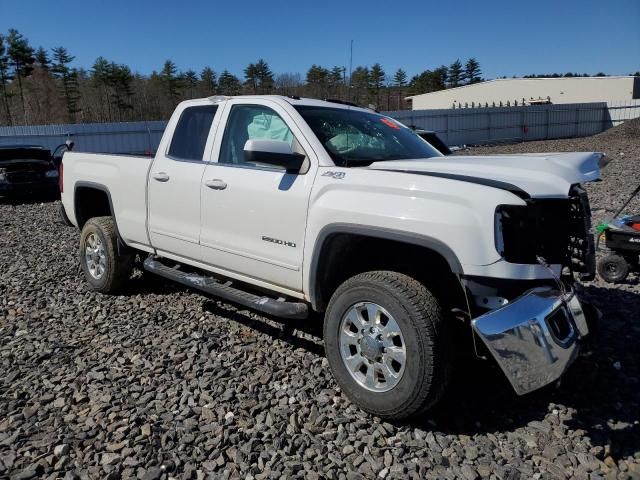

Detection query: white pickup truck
(60, 95), (604, 419)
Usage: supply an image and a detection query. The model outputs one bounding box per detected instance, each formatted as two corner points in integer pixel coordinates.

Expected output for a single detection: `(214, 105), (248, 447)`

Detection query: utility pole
(348, 40), (353, 98)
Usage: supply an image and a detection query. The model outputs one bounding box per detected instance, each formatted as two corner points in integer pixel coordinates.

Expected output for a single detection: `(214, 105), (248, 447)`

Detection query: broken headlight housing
(495, 185), (595, 279)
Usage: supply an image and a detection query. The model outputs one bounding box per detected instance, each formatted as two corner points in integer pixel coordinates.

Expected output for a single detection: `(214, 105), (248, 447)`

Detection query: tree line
(0, 28), (490, 126)
(24, 26), (638, 126)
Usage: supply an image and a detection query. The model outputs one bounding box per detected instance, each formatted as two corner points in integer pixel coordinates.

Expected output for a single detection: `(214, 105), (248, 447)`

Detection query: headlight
(0, 168), (6, 182)
(45, 169), (59, 178)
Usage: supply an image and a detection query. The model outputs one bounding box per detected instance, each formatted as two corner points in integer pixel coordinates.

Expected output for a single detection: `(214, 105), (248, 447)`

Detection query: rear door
(199, 99), (317, 293)
(148, 103), (220, 259)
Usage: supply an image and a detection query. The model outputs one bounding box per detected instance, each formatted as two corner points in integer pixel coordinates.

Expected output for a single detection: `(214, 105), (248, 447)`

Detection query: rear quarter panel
(62, 152), (153, 248)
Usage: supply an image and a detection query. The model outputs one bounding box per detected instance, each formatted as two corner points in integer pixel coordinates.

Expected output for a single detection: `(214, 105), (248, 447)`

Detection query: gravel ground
(1, 121), (640, 480)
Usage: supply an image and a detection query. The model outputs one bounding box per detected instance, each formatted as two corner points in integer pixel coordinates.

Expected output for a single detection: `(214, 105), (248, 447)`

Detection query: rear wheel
(324, 271), (449, 419)
(597, 254), (629, 283)
(79, 216), (133, 293)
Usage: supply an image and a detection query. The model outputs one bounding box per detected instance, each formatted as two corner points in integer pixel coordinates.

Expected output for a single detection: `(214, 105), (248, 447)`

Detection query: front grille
(7, 171), (42, 183)
(498, 185), (595, 278)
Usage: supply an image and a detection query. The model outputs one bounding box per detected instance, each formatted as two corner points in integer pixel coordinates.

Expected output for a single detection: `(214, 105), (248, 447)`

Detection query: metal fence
(0, 100), (638, 153)
(383, 100), (640, 146)
(0, 120), (167, 154)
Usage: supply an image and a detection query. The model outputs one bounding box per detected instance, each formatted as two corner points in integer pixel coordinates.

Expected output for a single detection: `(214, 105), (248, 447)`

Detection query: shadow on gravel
(0, 194), (59, 205)
(203, 300), (325, 356)
(121, 271), (187, 296)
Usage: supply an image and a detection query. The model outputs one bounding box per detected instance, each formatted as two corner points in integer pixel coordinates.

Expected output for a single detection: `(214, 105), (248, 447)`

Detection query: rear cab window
(168, 105), (218, 161)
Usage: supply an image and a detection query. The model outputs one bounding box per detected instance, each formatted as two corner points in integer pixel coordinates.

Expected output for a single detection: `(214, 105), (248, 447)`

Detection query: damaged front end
(464, 182), (601, 395)
(470, 285), (591, 395)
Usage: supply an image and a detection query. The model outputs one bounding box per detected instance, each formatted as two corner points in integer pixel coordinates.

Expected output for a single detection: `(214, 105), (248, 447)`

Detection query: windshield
(295, 106), (442, 166)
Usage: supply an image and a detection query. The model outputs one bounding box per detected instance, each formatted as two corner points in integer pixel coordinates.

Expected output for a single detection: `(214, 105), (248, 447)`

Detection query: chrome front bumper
(472, 287), (589, 395)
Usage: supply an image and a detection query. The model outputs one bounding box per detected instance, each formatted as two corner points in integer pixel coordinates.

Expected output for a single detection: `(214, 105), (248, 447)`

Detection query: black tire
(597, 254), (630, 283)
(324, 271), (449, 419)
(79, 216), (134, 293)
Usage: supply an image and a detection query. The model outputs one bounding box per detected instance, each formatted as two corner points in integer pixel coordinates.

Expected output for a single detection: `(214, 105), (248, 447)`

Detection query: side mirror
(244, 139), (305, 172)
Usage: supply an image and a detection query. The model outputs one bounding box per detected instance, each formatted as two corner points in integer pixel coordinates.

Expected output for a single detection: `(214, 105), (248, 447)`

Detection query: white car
(60, 95), (604, 419)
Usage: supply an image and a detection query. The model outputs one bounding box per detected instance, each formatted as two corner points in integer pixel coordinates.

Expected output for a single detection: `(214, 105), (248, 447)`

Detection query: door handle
(152, 172), (170, 182)
(205, 179), (227, 190)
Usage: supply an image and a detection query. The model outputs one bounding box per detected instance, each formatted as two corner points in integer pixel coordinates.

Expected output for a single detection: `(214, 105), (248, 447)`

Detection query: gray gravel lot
(1, 121), (640, 479)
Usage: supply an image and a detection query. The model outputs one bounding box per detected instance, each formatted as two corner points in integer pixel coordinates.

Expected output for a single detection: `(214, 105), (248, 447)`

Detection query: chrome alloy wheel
(339, 302), (407, 392)
(84, 232), (106, 280)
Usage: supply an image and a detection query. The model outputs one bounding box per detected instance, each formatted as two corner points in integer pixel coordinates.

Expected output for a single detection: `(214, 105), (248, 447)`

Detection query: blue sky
(2, 0), (639, 80)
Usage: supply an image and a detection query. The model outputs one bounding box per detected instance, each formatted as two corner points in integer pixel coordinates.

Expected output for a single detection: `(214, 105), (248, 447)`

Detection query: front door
(148, 104), (218, 259)
(199, 101), (316, 293)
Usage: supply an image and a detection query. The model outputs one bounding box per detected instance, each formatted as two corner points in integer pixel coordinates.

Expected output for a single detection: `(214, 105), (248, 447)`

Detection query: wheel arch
(74, 181), (128, 251)
(308, 223), (465, 312)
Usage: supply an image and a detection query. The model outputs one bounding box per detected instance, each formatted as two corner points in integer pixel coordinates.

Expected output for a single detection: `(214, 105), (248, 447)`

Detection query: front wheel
(324, 271), (449, 419)
(79, 216), (134, 293)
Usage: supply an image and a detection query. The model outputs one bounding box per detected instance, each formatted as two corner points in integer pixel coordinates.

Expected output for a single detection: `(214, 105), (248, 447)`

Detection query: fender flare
(308, 223), (464, 310)
(73, 181), (128, 251)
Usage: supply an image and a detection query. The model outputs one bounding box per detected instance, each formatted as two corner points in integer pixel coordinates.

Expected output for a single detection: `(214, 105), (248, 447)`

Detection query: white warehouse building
(407, 76), (640, 110)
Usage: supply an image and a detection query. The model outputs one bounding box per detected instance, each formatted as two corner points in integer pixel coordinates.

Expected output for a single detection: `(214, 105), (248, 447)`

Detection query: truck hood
(367, 152), (605, 199)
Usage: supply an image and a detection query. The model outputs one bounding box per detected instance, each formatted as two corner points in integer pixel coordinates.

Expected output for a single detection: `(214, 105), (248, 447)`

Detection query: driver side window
(219, 105), (294, 166)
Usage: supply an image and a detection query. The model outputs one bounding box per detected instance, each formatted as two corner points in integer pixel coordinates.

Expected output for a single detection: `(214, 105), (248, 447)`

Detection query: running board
(143, 257), (309, 319)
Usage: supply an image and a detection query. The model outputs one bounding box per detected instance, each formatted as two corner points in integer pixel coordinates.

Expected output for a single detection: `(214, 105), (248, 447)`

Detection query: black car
(0, 145), (60, 198)
(414, 129), (452, 155)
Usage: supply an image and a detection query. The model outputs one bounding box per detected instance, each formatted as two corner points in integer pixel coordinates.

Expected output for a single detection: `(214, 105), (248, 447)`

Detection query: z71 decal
(321, 171), (346, 180)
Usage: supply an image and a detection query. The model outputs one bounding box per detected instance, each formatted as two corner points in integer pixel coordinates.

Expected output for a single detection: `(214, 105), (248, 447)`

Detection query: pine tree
(434, 65), (448, 89)
(392, 69), (407, 87)
(200, 67), (217, 95)
(306, 64), (329, 98)
(463, 57), (482, 84)
(243, 63), (258, 94)
(51, 46), (80, 122)
(369, 63), (385, 107)
(254, 59), (273, 94)
(183, 69), (198, 98)
(392, 69), (408, 111)
(448, 59), (463, 87)
(0, 34), (13, 125)
(160, 60), (181, 100)
(34, 47), (50, 70)
(7, 29), (35, 123)
(328, 66), (344, 97)
(109, 63), (134, 120)
(91, 57), (113, 121)
(350, 66), (370, 104)
(218, 70), (241, 96)
(409, 70), (447, 94)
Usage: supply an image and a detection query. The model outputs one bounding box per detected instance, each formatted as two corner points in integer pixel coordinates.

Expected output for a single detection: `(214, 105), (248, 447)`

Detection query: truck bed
(61, 152), (153, 250)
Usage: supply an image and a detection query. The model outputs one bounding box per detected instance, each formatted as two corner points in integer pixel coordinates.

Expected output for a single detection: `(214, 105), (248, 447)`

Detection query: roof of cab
(203, 95), (372, 112)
